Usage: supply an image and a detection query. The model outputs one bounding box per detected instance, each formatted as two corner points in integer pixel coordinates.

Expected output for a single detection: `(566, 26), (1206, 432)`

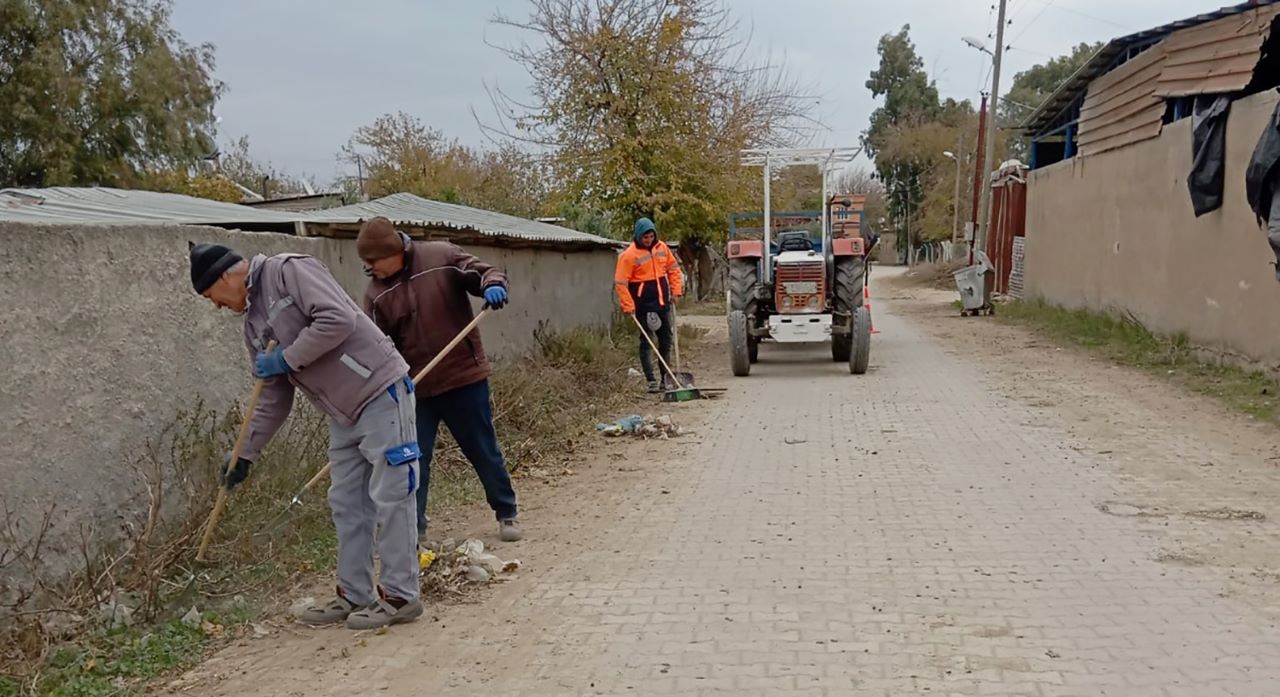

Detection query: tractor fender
(830, 237), (865, 257)
(727, 240), (765, 259)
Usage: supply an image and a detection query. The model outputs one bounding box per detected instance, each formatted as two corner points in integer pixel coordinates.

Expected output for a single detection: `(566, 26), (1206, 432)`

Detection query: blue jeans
(415, 379), (518, 533)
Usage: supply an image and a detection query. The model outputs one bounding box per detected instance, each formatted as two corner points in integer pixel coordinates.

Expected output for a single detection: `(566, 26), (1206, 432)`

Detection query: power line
(1009, 0), (1055, 47)
(976, 1), (998, 93)
(1021, 0), (1136, 34)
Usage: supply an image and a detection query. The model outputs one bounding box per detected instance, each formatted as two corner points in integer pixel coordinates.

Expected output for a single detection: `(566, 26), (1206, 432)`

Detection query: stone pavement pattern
(181, 299), (1280, 696)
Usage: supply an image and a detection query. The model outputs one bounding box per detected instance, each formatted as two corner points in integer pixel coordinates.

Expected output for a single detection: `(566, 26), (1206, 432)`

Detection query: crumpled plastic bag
(596, 415), (645, 436)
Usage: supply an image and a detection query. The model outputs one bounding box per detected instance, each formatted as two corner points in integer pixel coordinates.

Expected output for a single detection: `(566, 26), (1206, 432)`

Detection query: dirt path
(167, 277), (1280, 696)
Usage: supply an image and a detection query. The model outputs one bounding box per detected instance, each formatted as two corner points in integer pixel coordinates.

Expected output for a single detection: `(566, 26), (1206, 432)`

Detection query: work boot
(296, 591), (358, 626)
(346, 597), (423, 630)
(499, 518), (523, 542)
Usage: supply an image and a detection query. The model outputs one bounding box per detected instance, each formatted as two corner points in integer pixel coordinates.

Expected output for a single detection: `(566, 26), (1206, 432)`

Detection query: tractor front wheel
(729, 310), (751, 377)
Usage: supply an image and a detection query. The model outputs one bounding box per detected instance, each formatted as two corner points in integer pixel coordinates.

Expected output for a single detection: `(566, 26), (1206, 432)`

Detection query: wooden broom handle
(196, 339), (277, 561)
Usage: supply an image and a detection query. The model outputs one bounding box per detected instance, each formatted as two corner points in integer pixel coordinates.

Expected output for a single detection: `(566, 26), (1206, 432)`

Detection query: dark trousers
(638, 307), (673, 383)
(415, 379), (517, 533)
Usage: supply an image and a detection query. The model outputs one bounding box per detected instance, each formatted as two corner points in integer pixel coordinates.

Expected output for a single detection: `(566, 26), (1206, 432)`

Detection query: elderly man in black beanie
(189, 242), (423, 630)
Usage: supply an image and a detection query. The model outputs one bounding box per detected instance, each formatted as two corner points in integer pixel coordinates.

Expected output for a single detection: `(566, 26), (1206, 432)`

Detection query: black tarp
(1188, 95), (1232, 217)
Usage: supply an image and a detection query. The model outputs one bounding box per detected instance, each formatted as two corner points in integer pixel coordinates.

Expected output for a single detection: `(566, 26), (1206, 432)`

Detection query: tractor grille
(774, 261), (826, 313)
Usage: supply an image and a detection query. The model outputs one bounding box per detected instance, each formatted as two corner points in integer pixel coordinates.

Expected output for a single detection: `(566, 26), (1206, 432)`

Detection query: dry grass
(0, 320), (667, 696)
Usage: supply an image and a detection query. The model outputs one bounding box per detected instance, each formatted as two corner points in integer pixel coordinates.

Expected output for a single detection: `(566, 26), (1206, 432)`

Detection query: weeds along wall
(0, 223), (617, 580)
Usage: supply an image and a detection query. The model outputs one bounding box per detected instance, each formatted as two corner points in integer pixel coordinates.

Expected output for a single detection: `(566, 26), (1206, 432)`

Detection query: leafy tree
(130, 168), (243, 202)
(555, 201), (613, 238)
(0, 0), (222, 187)
(863, 25), (966, 254)
(486, 0), (815, 245)
(342, 112), (553, 219)
(863, 25), (941, 160)
(1002, 42), (1102, 125)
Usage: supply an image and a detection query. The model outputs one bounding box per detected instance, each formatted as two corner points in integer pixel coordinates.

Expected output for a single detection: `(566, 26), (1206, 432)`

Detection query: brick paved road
(181, 299), (1280, 696)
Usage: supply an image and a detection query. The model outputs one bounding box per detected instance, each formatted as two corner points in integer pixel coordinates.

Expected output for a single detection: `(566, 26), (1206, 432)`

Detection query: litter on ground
(595, 414), (687, 438)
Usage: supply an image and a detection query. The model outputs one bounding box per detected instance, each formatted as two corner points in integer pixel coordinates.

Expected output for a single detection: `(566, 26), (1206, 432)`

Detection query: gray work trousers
(328, 376), (420, 605)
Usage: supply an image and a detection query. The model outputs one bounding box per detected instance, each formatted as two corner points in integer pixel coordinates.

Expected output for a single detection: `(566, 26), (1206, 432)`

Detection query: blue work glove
(254, 347), (291, 378)
(483, 285), (508, 310)
(220, 455), (252, 490)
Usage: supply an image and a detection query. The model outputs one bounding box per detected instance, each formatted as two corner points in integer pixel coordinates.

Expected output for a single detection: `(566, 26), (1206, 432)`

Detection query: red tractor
(726, 147), (873, 376)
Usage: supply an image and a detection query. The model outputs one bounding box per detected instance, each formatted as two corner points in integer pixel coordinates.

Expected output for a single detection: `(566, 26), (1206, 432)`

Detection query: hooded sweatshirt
(613, 218), (684, 314)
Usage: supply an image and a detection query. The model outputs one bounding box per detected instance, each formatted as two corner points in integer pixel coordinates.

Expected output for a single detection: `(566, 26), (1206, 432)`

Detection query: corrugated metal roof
(1023, 1), (1280, 134)
(303, 193), (618, 247)
(1154, 3), (1280, 97)
(0, 186), (297, 226)
(1078, 42), (1168, 155)
(0, 187), (619, 249)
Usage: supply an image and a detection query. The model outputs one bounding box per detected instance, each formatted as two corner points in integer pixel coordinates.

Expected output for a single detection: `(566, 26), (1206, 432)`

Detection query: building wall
(1024, 90), (1280, 367)
(0, 223), (616, 575)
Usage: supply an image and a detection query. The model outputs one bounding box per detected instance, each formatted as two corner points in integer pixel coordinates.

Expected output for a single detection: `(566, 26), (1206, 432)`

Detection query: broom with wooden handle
(195, 340), (277, 563)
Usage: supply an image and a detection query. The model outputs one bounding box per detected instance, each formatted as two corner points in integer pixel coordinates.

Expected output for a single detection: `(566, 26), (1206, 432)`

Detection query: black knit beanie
(189, 242), (243, 293)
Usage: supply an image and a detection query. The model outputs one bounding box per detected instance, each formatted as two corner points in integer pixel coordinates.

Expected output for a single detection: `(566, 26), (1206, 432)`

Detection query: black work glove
(220, 455), (253, 490)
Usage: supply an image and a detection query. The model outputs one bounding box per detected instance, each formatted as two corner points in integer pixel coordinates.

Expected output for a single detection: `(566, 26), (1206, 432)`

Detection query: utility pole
(944, 137), (964, 244)
(952, 141), (962, 244)
(975, 0), (1008, 256)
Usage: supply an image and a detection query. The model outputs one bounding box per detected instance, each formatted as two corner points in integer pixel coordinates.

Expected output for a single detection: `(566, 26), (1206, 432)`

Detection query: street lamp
(962, 36), (992, 56)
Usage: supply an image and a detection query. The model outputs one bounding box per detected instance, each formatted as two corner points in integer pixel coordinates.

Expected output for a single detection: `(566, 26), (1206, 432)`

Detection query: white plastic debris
(457, 539), (485, 558)
(288, 597), (316, 620)
(472, 553), (506, 575)
(465, 565), (491, 583)
(180, 606), (202, 629)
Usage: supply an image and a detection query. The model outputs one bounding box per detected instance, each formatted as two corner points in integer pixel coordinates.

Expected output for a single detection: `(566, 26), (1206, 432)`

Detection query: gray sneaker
(297, 595), (358, 626)
(646, 381), (660, 393)
(346, 598), (423, 630)
(499, 518), (523, 542)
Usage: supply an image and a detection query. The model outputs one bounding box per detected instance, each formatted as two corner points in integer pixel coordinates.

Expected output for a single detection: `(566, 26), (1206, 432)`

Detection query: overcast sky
(171, 0), (1222, 185)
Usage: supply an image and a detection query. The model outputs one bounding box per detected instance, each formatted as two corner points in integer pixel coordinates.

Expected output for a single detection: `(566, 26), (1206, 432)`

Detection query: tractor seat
(778, 236), (813, 252)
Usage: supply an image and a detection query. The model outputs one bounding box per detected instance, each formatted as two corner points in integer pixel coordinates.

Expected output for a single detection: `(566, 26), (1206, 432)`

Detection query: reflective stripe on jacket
(614, 240), (683, 314)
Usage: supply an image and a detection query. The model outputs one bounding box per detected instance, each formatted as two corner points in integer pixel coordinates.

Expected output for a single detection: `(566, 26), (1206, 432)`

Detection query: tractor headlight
(782, 296), (793, 308)
(807, 296), (819, 310)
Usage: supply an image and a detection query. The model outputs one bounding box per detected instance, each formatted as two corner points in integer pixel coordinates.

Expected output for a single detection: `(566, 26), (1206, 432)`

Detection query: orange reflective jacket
(614, 240), (684, 314)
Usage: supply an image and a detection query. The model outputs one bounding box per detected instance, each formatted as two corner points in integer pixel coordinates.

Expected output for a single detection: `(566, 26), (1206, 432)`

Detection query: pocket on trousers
(385, 442), (421, 495)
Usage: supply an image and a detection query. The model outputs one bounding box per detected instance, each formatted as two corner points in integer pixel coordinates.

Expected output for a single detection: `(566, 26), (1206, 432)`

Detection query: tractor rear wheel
(729, 310), (751, 377)
(850, 305), (871, 375)
(832, 257), (865, 362)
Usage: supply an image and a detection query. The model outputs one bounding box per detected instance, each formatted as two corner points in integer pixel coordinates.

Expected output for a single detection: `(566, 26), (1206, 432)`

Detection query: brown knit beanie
(356, 217), (405, 260)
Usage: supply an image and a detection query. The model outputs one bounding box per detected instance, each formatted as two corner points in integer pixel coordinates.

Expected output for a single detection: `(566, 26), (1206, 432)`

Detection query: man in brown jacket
(357, 217), (521, 543)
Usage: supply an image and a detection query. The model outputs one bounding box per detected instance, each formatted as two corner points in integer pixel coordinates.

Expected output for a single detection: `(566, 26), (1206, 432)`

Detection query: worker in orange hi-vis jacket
(614, 217), (684, 392)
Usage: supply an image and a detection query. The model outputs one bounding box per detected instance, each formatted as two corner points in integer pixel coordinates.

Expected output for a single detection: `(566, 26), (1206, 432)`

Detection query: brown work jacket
(363, 239), (507, 398)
